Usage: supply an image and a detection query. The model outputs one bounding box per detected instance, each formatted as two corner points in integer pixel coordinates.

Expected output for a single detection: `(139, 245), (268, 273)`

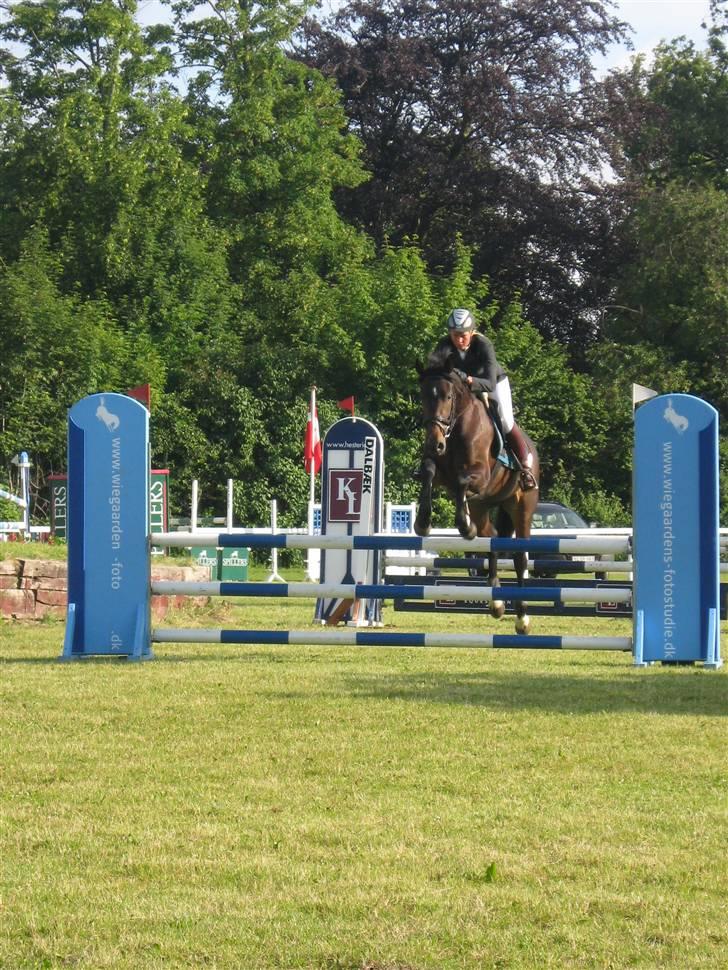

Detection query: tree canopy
(1, 0), (726, 527)
(295, 0), (632, 346)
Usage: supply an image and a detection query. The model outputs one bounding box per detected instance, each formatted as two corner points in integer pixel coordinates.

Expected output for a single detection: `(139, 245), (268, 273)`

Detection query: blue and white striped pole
(153, 531), (631, 556)
(152, 628), (632, 651)
(151, 579), (632, 604)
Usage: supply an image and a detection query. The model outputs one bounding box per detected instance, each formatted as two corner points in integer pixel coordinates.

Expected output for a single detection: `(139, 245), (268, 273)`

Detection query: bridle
(421, 374), (461, 440)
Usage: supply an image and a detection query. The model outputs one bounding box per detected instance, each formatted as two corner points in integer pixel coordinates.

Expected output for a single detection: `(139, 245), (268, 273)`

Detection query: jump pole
(61, 392), (721, 666)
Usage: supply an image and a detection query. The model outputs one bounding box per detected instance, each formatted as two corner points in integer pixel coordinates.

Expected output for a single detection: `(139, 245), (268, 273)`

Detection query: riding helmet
(447, 308), (475, 333)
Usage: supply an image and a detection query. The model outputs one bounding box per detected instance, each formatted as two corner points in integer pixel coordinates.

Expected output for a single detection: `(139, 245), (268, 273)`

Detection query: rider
(426, 308), (538, 490)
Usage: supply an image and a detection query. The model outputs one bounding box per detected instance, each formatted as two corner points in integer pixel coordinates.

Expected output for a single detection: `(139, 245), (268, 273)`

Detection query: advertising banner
(63, 393), (151, 658)
(315, 417), (384, 625)
(633, 394), (720, 664)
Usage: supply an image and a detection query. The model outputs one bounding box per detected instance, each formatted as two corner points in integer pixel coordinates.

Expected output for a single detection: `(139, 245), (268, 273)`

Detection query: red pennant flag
(304, 388), (322, 474)
(126, 384), (151, 409)
(337, 395), (355, 416)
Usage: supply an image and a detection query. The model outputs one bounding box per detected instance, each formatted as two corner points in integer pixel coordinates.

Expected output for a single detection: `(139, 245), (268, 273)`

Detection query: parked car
(530, 501), (600, 578)
(532, 501), (591, 532)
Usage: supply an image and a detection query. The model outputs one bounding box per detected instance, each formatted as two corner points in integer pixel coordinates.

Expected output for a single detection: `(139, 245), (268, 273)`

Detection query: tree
(602, 11), (728, 519)
(296, 0), (631, 347)
(0, 1), (244, 513)
(0, 228), (147, 504)
(613, 3), (728, 191)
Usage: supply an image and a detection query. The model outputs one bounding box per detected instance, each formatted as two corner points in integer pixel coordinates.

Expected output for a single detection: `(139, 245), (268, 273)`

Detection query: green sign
(219, 547), (249, 580)
(193, 546), (249, 580)
(49, 474), (67, 539)
(150, 469), (169, 538)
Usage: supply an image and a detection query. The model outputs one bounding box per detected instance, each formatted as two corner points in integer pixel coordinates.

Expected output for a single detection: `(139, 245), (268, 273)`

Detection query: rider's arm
(466, 335), (500, 394)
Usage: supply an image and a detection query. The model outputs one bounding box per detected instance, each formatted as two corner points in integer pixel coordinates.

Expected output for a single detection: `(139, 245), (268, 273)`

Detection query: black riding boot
(506, 424), (538, 491)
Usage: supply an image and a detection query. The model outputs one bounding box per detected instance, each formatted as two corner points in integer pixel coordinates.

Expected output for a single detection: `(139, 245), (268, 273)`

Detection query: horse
(414, 361), (540, 633)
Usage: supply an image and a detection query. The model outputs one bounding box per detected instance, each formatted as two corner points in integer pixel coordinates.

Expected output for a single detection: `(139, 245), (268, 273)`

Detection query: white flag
(632, 383), (658, 410)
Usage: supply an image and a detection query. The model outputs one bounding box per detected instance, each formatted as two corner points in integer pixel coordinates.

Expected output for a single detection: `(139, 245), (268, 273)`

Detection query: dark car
(531, 501), (599, 578)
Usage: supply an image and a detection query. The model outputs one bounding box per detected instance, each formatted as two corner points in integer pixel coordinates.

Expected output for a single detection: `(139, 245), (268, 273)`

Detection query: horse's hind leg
(414, 458), (436, 537)
(472, 513), (505, 620)
(497, 506), (531, 634)
(513, 547), (530, 634)
(488, 546), (506, 621)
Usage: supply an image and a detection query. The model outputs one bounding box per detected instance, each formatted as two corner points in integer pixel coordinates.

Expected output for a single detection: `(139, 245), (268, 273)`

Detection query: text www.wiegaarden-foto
(110, 438), (123, 596)
(661, 440), (676, 659)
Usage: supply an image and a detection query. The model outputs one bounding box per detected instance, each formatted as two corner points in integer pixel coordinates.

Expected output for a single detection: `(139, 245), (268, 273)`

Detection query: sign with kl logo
(328, 470), (363, 521)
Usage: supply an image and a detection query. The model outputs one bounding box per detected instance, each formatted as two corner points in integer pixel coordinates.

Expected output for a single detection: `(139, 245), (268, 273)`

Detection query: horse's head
(417, 361), (468, 457)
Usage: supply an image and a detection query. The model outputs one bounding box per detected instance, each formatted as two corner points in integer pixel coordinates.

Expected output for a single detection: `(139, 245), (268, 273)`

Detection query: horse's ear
(443, 358), (453, 374)
(415, 360), (424, 377)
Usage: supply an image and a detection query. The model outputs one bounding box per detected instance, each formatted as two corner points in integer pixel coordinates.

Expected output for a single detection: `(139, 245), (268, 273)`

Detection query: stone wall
(0, 559), (211, 620)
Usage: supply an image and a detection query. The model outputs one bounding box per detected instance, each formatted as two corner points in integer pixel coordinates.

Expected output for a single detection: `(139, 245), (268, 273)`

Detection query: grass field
(2, 582), (727, 969)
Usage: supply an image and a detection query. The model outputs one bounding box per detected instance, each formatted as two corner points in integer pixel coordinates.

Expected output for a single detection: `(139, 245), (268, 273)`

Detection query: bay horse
(414, 361), (540, 633)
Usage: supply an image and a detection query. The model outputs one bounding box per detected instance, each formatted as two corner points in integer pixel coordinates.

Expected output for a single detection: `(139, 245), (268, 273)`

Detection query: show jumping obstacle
(61, 392), (722, 667)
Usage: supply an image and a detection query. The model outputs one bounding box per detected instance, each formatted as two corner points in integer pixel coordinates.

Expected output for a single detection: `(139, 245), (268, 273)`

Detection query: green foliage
(4, 0), (723, 531)
(0, 228), (142, 468)
(622, 28), (728, 190)
(496, 315), (613, 500)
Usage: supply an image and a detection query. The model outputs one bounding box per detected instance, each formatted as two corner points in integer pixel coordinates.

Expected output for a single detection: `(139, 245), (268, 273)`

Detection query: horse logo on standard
(663, 398), (689, 434)
(95, 397), (121, 431)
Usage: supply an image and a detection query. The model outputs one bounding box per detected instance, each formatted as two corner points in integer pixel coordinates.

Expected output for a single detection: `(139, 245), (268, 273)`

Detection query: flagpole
(309, 386), (316, 507)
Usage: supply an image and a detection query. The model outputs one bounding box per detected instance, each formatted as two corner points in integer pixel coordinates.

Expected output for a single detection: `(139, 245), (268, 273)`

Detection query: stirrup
(520, 469), (538, 491)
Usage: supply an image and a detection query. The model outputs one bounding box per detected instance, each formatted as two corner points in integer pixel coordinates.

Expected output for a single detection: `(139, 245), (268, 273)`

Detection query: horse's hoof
(490, 600), (505, 620)
(414, 520), (431, 537)
(458, 521), (477, 540)
(515, 615), (531, 635)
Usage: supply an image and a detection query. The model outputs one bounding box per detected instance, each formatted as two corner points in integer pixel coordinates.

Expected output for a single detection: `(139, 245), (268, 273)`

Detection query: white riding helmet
(447, 308), (475, 333)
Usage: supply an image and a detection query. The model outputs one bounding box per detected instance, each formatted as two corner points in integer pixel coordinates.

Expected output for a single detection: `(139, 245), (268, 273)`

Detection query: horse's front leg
(455, 462), (489, 541)
(454, 477), (476, 540)
(513, 549), (530, 634)
(414, 457), (436, 537)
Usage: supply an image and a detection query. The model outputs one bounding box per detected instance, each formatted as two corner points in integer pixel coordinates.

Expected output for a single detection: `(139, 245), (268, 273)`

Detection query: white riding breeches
(492, 375), (515, 434)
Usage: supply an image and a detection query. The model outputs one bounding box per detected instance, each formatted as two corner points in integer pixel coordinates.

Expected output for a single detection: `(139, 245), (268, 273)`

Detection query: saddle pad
(487, 402), (517, 469)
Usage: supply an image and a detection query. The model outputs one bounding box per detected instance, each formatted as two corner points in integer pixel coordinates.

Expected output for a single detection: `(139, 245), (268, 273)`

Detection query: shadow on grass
(2, 644), (725, 716)
(334, 667), (728, 716)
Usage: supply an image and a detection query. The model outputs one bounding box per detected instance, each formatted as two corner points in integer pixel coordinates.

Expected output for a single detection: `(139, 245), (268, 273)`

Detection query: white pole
(266, 499), (284, 582)
(21, 455), (30, 535)
(306, 500), (318, 581)
(226, 479), (233, 532)
(10, 452), (31, 536)
(191, 480), (198, 533)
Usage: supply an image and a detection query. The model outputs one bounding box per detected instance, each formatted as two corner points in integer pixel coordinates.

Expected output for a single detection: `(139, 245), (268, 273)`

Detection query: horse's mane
(417, 363), (470, 393)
